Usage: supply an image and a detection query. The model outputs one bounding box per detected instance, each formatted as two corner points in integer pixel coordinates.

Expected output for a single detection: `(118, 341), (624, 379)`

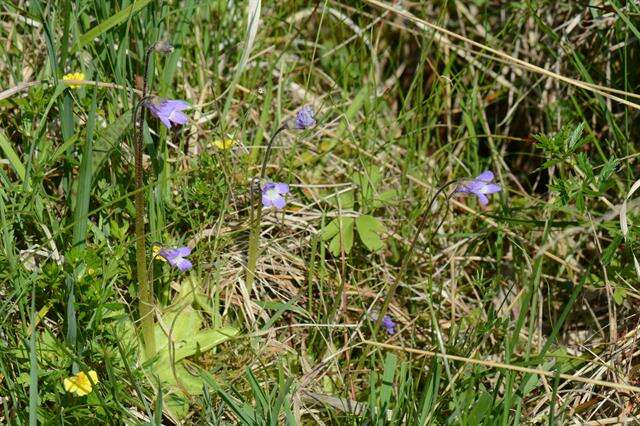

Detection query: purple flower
(261, 182), (289, 210)
(293, 106), (316, 129)
(456, 170), (502, 207)
(381, 315), (396, 335)
(146, 98), (190, 129)
(158, 246), (193, 272)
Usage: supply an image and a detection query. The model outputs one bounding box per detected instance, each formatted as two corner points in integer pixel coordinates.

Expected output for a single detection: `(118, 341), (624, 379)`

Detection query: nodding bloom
(64, 370), (98, 396)
(293, 106), (316, 129)
(62, 72), (85, 89)
(145, 98), (190, 129)
(456, 170), (501, 207)
(370, 310), (397, 335)
(261, 182), (289, 210)
(156, 246), (193, 272)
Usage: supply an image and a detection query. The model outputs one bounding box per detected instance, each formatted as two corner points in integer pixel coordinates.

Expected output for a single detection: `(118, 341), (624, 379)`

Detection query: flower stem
(134, 46), (157, 359)
(373, 180), (458, 335)
(245, 126), (286, 294)
(258, 126), (286, 180)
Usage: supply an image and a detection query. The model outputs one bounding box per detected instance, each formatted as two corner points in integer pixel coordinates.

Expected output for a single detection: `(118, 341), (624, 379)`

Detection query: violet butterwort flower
(293, 106), (316, 129)
(381, 315), (396, 335)
(456, 170), (501, 207)
(261, 182), (289, 210)
(158, 246), (193, 272)
(146, 98), (190, 129)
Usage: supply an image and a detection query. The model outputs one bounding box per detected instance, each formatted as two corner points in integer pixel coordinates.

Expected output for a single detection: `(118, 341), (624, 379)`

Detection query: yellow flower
(213, 138), (235, 150)
(63, 370), (98, 396)
(152, 244), (166, 262)
(62, 72), (85, 89)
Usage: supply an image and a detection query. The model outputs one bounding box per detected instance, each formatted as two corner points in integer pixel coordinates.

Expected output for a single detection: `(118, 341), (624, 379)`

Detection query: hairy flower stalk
(245, 126), (286, 294)
(134, 42), (174, 359)
(245, 106), (316, 294)
(134, 104), (154, 358)
(246, 107), (315, 293)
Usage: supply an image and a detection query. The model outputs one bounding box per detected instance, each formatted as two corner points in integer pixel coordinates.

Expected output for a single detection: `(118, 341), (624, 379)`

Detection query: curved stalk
(373, 180), (459, 334)
(245, 125), (287, 294)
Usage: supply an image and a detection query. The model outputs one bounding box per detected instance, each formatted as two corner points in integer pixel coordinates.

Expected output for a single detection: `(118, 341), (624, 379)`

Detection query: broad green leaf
(154, 361), (204, 395)
(372, 189), (396, 208)
(337, 189), (355, 210)
(154, 306), (203, 353)
(352, 166), (384, 208)
(322, 217), (353, 241)
(325, 189), (355, 210)
(322, 218), (340, 241)
(327, 217), (354, 256)
(613, 287), (626, 305)
(172, 326), (238, 362)
(356, 215), (385, 252)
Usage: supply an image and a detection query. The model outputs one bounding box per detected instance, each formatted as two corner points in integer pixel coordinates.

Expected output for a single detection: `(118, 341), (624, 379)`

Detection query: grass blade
(28, 281), (38, 426)
(0, 129), (25, 182)
(76, 0), (153, 51)
(71, 86), (97, 247)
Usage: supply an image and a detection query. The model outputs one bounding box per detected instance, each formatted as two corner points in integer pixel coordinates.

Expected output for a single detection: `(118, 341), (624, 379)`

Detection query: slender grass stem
(245, 125), (286, 294)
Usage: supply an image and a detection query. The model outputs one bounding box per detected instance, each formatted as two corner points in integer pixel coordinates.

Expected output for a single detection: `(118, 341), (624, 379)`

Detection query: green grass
(1, 0), (640, 424)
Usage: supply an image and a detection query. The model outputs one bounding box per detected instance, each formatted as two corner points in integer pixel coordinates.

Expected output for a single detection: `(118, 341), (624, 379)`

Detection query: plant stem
(135, 46), (157, 359)
(373, 180), (458, 334)
(245, 125), (286, 294)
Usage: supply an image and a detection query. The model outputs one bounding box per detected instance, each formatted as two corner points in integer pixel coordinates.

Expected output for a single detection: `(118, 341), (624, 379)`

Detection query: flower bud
(154, 41), (174, 54)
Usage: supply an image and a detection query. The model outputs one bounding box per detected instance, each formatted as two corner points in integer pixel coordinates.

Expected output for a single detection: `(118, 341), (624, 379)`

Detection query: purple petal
(465, 180), (486, 192)
(169, 110), (188, 125)
(158, 248), (179, 261)
(262, 182), (276, 192)
(175, 246), (192, 257)
(294, 106), (316, 129)
(146, 103), (160, 117)
(457, 180), (484, 194)
(275, 183), (289, 194)
(476, 193), (489, 206)
(381, 315), (396, 335)
(158, 115), (172, 129)
(476, 170), (494, 182)
(272, 196), (286, 210)
(164, 100), (190, 110)
(456, 184), (472, 194)
(480, 183), (501, 194)
(262, 193), (274, 208)
(171, 257), (193, 272)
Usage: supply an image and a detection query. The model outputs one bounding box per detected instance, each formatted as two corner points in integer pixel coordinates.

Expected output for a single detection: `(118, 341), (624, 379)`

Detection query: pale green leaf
(327, 217), (354, 256)
(355, 215), (385, 252)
